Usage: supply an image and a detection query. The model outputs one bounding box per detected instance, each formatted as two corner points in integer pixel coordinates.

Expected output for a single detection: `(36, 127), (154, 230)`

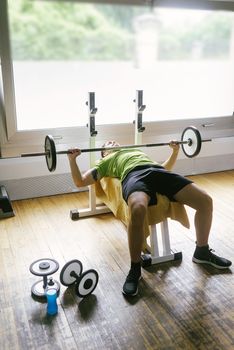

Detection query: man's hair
(101, 140), (120, 158)
(101, 141), (113, 158)
(101, 142), (108, 158)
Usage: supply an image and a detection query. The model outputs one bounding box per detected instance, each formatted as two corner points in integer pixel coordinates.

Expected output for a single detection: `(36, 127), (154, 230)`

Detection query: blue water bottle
(46, 288), (58, 315)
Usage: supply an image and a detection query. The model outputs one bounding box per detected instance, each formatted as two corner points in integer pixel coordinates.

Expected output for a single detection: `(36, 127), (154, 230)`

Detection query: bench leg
(141, 219), (182, 267)
(70, 185), (111, 220)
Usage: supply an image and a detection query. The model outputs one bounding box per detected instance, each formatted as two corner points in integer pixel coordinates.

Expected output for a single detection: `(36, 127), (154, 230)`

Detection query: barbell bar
(1, 126), (212, 172)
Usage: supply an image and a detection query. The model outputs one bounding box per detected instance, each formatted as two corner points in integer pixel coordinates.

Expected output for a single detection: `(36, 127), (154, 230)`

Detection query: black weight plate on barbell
(181, 126), (202, 158)
(60, 259), (83, 286)
(44, 135), (57, 172)
(75, 269), (99, 298)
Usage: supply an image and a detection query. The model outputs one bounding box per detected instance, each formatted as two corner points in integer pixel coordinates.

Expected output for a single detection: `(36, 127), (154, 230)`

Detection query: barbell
(2, 126), (212, 172)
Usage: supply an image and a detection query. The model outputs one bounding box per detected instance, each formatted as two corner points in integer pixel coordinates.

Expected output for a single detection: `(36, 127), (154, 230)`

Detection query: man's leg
(127, 191), (150, 262)
(174, 183), (232, 269)
(122, 191), (150, 296)
(174, 183), (213, 246)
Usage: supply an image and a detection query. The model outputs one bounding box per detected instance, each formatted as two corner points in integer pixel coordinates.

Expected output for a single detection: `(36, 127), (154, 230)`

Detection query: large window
(3, 0), (234, 130)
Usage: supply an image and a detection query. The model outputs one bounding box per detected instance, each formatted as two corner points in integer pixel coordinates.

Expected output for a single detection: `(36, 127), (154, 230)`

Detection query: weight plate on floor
(60, 259), (83, 286)
(29, 258), (59, 276)
(31, 279), (60, 300)
(75, 269), (99, 298)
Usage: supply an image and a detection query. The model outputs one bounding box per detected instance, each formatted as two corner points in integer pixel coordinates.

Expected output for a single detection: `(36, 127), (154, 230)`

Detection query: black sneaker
(192, 245), (232, 269)
(122, 268), (141, 296)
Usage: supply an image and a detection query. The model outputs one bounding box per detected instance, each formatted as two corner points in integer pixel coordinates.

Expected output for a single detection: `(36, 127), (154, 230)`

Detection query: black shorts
(121, 165), (193, 206)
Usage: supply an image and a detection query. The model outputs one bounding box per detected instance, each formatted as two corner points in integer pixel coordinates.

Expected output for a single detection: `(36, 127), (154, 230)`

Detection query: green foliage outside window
(7, 0), (233, 60)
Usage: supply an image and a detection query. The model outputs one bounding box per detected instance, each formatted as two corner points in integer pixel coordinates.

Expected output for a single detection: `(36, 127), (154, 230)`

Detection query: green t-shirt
(95, 149), (161, 181)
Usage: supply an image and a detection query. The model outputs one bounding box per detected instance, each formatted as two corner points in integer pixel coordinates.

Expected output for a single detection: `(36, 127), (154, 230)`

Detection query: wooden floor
(0, 171), (233, 350)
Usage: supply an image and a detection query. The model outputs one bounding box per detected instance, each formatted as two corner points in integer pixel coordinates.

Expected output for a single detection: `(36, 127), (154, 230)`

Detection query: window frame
(45, 0), (234, 12)
(0, 0), (17, 140)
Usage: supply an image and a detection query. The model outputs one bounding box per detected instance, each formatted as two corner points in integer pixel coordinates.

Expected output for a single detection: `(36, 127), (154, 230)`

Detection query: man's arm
(161, 141), (180, 171)
(67, 149), (101, 187)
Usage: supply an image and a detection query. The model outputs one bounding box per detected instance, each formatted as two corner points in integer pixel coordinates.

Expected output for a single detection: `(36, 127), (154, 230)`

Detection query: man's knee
(203, 192), (213, 211)
(194, 189), (213, 213)
(130, 201), (147, 219)
(175, 183), (213, 212)
(128, 192), (149, 221)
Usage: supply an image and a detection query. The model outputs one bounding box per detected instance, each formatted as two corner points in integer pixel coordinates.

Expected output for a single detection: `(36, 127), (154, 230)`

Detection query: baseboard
(0, 173), (84, 201)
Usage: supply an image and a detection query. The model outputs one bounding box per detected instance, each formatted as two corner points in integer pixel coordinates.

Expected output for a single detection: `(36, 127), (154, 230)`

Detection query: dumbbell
(29, 258), (60, 300)
(60, 259), (99, 298)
